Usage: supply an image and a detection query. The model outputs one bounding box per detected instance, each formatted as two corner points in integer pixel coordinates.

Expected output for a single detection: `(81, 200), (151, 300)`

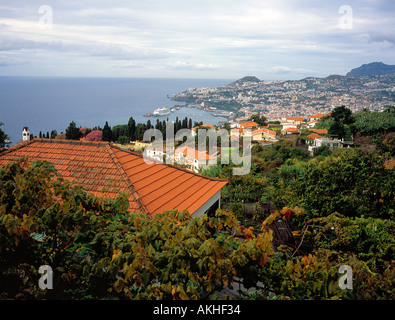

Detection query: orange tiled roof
(0, 139), (227, 217)
(309, 128), (328, 134)
(192, 124), (216, 131)
(307, 133), (322, 140)
(252, 128), (277, 137)
(175, 146), (216, 161)
(308, 113), (325, 118)
(283, 127), (299, 132)
(238, 121), (259, 128)
(286, 116), (304, 121)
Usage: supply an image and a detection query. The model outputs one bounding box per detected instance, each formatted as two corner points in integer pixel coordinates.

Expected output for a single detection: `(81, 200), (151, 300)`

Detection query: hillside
(346, 62), (395, 77)
(228, 76), (262, 86)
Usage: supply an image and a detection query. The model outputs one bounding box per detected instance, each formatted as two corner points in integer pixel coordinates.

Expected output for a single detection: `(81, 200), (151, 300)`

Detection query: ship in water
(153, 106), (171, 116)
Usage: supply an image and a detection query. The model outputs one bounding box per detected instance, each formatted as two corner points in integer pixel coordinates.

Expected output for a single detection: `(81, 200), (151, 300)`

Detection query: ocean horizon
(0, 76), (232, 146)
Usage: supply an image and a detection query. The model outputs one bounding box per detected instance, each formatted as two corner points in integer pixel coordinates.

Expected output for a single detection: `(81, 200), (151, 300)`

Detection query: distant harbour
(0, 77), (230, 146)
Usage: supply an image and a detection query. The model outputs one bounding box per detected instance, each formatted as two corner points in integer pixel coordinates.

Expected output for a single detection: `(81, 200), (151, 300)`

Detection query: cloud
(169, 61), (219, 71)
(368, 31), (395, 46)
(0, 0), (394, 78)
(269, 66), (315, 74)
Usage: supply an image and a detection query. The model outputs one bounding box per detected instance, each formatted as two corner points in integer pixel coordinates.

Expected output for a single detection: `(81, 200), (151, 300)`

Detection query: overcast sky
(0, 0), (394, 80)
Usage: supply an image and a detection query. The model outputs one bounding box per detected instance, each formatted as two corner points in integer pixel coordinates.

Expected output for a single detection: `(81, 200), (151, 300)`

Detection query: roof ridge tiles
(0, 139), (35, 156)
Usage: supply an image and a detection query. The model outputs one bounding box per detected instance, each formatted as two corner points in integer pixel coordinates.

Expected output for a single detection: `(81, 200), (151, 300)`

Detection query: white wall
(191, 190), (221, 218)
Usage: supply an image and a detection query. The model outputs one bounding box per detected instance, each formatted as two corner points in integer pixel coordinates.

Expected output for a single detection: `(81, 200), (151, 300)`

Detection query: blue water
(0, 77), (230, 146)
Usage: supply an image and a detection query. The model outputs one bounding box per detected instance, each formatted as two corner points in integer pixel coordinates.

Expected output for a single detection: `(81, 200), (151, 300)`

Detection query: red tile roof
(238, 121), (259, 128)
(251, 128), (277, 137)
(309, 128), (328, 134)
(283, 127), (299, 132)
(0, 139), (227, 217)
(286, 116), (304, 122)
(307, 133), (322, 140)
(175, 146), (216, 161)
(192, 124), (216, 131)
(308, 113), (325, 118)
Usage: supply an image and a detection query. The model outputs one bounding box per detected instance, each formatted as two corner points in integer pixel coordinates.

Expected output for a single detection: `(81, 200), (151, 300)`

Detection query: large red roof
(0, 139), (227, 217)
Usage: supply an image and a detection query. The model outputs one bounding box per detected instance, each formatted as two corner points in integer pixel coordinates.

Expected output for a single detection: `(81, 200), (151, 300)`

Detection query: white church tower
(22, 127), (30, 141)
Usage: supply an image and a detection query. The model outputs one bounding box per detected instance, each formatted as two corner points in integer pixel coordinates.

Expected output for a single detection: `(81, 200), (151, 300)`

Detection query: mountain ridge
(228, 76), (262, 86)
(346, 62), (395, 77)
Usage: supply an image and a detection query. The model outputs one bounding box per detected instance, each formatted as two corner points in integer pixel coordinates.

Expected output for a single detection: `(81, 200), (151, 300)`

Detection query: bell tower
(22, 127), (30, 141)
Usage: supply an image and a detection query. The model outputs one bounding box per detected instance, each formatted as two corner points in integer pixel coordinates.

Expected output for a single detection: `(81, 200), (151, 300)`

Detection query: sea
(0, 77), (231, 146)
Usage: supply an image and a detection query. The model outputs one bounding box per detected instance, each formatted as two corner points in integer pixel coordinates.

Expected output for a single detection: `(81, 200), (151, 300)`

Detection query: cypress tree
(102, 121), (112, 142)
(127, 116), (136, 141)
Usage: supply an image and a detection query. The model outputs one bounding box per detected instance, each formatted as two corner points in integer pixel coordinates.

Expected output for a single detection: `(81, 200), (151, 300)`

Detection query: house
(144, 146), (175, 163)
(0, 139), (228, 218)
(191, 124), (216, 136)
(236, 121), (259, 130)
(306, 133), (322, 142)
(283, 116), (304, 126)
(307, 120), (319, 128)
(282, 127), (299, 135)
(308, 113), (325, 121)
(308, 136), (344, 155)
(308, 113), (331, 121)
(251, 128), (277, 141)
(174, 146), (216, 173)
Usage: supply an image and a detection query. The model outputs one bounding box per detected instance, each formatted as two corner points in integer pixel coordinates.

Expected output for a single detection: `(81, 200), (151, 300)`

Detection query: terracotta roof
(308, 113), (326, 118)
(238, 121), (259, 128)
(309, 128), (328, 134)
(307, 133), (322, 140)
(283, 127), (299, 132)
(175, 146), (216, 161)
(252, 128), (277, 137)
(0, 139), (227, 217)
(286, 116), (304, 121)
(192, 124), (216, 131)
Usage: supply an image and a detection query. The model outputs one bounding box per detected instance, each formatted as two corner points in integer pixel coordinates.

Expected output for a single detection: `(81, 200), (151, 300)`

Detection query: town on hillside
(171, 73), (395, 123)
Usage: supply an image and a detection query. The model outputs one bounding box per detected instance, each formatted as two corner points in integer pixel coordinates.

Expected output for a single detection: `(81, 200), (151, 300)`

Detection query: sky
(0, 0), (395, 80)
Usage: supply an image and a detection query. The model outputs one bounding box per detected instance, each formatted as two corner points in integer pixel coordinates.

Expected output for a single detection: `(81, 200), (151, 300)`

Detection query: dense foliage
(269, 149), (394, 226)
(353, 108), (395, 135)
(0, 159), (274, 299)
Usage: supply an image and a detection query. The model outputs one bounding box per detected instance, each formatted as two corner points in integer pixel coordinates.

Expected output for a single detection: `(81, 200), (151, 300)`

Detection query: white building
(308, 137), (345, 155)
(22, 127), (30, 142)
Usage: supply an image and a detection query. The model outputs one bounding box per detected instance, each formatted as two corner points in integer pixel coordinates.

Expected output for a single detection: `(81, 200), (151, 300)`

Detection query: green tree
(65, 121), (82, 140)
(331, 105), (354, 125)
(250, 114), (267, 126)
(268, 149), (394, 226)
(117, 136), (129, 145)
(50, 130), (58, 139)
(328, 121), (346, 139)
(0, 122), (9, 148)
(127, 117), (136, 141)
(102, 121), (112, 142)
